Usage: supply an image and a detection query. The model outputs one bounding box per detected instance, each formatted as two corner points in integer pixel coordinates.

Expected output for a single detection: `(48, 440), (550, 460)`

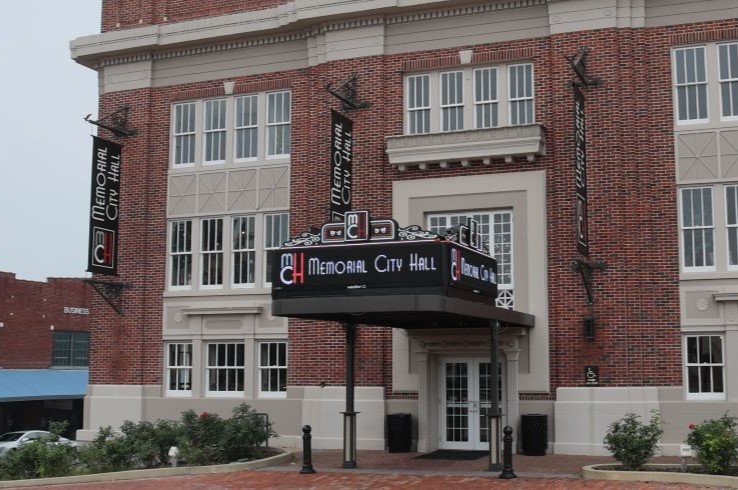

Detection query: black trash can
(386, 413), (412, 453)
(521, 414), (548, 456)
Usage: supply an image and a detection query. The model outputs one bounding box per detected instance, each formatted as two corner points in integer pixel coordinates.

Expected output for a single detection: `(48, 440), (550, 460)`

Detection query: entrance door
(439, 357), (502, 450)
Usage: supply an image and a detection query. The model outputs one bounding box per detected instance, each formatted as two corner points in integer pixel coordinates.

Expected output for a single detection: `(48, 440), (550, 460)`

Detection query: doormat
(413, 449), (488, 460)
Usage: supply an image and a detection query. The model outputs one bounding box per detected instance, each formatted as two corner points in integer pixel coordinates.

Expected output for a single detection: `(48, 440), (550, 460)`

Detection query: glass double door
(439, 357), (502, 450)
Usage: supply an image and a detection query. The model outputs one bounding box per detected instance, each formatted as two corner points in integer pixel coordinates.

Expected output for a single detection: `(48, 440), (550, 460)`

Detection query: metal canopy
(272, 293), (534, 330)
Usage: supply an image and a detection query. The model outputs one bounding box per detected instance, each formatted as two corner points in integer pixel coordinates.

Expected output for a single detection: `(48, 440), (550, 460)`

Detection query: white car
(0, 430), (76, 456)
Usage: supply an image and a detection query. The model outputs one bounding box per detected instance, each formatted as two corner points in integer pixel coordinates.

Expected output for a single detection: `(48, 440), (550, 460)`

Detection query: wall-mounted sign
(87, 136), (121, 275)
(584, 365), (599, 386)
(63, 307), (90, 315)
(330, 110), (353, 222)
(272, 212), (497, 300)
(574, 87), (589, 257)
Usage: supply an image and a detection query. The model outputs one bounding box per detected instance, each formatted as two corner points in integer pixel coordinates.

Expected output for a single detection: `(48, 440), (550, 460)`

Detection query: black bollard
(300, 425), (316, 474)
(499, 425), (517, 479)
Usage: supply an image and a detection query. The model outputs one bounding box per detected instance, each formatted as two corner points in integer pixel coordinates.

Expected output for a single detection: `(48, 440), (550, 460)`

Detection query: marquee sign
(330, 110), (353, 221)
(272, 211), (498, 300)
(87, 136), (121, 275)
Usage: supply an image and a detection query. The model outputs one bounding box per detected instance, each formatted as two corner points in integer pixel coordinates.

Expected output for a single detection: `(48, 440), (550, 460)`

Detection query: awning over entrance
(272, 293), (534, 329)
(0, 369), (88, 402)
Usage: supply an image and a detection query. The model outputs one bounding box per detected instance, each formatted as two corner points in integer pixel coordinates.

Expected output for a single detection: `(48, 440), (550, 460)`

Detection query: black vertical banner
(330, 110), (353, 222)
(87, 136), (121, 275)
(574, 87), (589, 257)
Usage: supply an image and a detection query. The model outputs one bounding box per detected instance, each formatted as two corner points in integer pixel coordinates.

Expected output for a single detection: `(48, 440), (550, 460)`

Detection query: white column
(415, 351), (430, 452)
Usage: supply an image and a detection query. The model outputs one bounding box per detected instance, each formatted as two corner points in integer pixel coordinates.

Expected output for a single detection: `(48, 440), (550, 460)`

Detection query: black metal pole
(342, 321), (357, 469)
(488, 320), (501, 471)
(499, 425), (517, 479)
(299, 425), (316, 474)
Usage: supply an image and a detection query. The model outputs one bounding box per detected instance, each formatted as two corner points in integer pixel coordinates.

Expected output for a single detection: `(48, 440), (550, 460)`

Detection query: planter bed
(583, 463), (738, 488)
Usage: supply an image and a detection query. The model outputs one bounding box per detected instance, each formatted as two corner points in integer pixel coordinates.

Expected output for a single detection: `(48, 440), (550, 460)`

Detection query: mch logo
(279, 252), (305, 285)
(92, 227), (116, 269)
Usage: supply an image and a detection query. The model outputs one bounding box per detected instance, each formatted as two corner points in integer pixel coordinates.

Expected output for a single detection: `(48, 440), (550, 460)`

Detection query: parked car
(0, 430), (76, 456)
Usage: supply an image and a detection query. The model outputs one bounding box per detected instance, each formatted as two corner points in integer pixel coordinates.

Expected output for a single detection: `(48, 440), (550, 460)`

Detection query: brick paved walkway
(14, 449), (722, 489)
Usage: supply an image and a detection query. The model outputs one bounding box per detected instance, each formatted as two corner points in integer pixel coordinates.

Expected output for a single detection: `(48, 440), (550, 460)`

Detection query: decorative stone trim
(387, 0), (546, 26)
(583, 464), (738, 487)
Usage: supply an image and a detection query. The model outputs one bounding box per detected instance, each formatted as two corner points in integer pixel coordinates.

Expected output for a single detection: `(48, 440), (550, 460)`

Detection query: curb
(0, 449), (294, 488)
(582, 463), (738, 488)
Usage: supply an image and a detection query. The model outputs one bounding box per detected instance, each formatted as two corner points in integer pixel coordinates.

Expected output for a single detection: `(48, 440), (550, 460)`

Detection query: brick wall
(0, 272), (90, 369)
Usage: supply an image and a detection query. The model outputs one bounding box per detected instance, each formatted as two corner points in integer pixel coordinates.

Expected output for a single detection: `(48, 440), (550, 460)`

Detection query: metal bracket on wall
(326, 74), (371, 111)
(571, 259), (607, 304)
(566, 47), (603, 88)
(84, 105), (138, 138)
(84, 278), (131, 315)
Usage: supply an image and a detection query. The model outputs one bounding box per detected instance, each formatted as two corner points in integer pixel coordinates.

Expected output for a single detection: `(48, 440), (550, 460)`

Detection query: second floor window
(171, 90), (291, 168)
(680, 187), (715, 271)
(405, 63), (534, 135)
(201, 218), (224, 287)
(52, 331), (90, 367)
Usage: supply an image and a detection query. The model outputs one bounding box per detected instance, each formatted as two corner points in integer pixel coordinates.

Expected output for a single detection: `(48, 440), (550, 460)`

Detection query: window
(727, 185), (738, 267)
(427, 210), (514, 308)
(166, 343), (192, 395)
(233, 216), (256, 287)
(680, 187), (715, 271)
(267, 91), (291, 157)
(405, 63), (533, 134)
(201, 218), (223, 287)
(264, 213), (290, 284)
(474, 67), (498, 129)
(173, 102), (196, 166)
(170, 90), (291, 167)
(206, 342), (244, 395)
(170, 220), (192, 288)
(168, 213), (288, 291)
(719, 43), (738, 119)
(685, 335), (725, 399)
(674, 47), (708, 123)
(407, 74), (430, 135)
(52, 331), (89, 367)
(508, 64), (534, 125)
(258, 341), (287, 397)
(203, 99), (227, 163)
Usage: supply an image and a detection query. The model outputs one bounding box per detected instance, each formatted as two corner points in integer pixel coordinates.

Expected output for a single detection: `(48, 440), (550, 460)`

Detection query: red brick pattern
(0, 272), (90, 368)
(89, 6), (738, 398)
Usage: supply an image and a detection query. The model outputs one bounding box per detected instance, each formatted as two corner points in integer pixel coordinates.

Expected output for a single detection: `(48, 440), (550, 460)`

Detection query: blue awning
(0, 370), (88, 402)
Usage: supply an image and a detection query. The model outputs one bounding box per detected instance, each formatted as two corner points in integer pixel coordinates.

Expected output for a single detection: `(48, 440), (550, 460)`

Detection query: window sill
(386, 124), (545, 171)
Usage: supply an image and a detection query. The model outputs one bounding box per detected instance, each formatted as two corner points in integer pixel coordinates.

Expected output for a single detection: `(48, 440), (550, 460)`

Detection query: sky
(0, 2), (102, 282)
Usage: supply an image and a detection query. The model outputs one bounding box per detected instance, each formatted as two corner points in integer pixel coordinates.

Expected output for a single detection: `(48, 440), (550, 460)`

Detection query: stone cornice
(72, 0), (546, 68)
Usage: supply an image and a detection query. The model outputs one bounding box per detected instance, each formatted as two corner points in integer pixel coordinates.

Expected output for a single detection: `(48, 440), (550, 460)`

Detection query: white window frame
(726, 185), (738, 270)
(169, 219), (192, 290)
(263, 213), (290, 286)
(206, 342), (245, 397)
(200, 218), (224, 288)
(203, 98), (227, 165)
(166, 343), (193, 397)
(684, 334), (725, 400)
(169, 91), (291, 168)
(172, 102), (196, 167)
(718, 42), (738, 121)
(673, 46), (709, 124)
(473, 67), (499, 129)
(234, 94), (259, 162)
(405, 62), (533, 135)
(440, 70), (464, 132)
(266, 91), (291, 158)
(508, 63), (534, 126)
(232, 215), (256, 288)
(427, 210), (514, 309)
(680, 187), (716, 272)
(258, 341), (288, 398)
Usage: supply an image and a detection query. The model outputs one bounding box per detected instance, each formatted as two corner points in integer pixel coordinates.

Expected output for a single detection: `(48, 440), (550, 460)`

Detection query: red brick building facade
(72, 0), (738, 454)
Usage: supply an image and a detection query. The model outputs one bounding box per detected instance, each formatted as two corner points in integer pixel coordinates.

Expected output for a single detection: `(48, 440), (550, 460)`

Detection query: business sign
(272, 211), (497, 300)
(330, 110), (353, 221)
(87, 136), (121, 275)
(574, 86), (589, 257)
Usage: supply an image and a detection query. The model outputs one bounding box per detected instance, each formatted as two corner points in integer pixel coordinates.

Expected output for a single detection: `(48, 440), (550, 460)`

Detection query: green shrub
(221, 404), (276, 461)
(0, 422), (78, 481)
(603, 411), (663, 471)
(686, 413), (738, 475)
(177, 410), (226, 465)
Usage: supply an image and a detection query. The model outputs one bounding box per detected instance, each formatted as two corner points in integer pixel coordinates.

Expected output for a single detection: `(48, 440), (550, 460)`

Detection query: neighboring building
(0, 272), (90, 437)
(70, 0), (738, 455)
